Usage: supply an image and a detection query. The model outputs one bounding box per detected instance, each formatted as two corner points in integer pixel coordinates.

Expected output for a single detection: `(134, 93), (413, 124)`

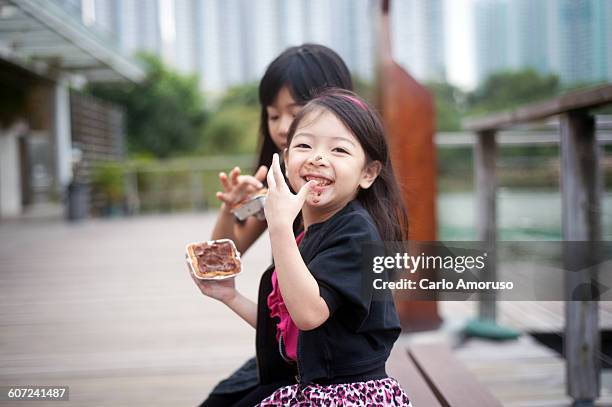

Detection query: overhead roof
(0, 0), (145, 83)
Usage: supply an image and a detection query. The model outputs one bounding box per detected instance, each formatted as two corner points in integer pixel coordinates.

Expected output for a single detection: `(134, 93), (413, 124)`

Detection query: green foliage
(468, 69), (560, 114)
(200, 105), (260, 155)
(218, 82), (259, 108)
(197, 82), (261, 155)
(425, 81), (467, 131)
(87, 53), (207, 158)
(90, 161), (125, 204)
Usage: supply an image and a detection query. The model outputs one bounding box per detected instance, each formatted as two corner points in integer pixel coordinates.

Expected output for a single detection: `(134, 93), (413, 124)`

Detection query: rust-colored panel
(375, 0), (441, 331)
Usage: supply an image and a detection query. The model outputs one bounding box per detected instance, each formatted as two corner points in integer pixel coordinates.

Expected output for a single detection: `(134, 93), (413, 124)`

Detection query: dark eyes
(269, 112), (298, 121)
(292, 144), (349, 154)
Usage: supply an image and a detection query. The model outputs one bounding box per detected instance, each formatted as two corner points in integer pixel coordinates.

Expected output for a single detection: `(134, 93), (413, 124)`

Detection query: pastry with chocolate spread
(186, 239), (242, 279)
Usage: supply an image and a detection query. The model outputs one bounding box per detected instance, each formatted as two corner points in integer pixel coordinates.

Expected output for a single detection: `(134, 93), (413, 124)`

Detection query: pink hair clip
(342, 94), (368, 111)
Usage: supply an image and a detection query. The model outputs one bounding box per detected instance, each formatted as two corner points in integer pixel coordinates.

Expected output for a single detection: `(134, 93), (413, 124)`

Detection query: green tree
(199, 82), (261, 155)
(218, 82), (259, 108)
(201, 105), (259, 155)
(468, 69), (560, 115)
(426, 81), (467, 131)
(87, 53), (207, 158)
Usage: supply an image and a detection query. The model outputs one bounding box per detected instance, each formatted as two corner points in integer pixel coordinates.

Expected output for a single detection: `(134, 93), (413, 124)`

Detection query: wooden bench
(387, 342), (502, 407)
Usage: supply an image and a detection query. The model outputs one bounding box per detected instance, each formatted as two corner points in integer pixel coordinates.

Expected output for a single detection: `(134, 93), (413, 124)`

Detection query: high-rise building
(474, 0), (611, 86)
(329, 0), (373, 81)
(555, 0), (611, 85)
(90, 0), (162, 58)
(512, 0), (551, 74)
(173, 0), (197, 74)
(474, 0), (512, 84)
(391, 0), (446, 82)
(87, 0), (447, 93)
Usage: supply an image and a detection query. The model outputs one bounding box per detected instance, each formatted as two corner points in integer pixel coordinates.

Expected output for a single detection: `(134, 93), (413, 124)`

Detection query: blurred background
(0, 0), (611, 405)
(0, 0), (610, 239)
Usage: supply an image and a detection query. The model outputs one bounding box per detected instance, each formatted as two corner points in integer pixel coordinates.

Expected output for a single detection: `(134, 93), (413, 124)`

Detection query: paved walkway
(0, 213), (269, 406)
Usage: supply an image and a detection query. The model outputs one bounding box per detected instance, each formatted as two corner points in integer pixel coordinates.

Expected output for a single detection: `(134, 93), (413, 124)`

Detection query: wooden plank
(559, 111), (601, 402)
(474, 130), (498, 321)
(387, 344), (442, 407)
(464, 84), (612, 132)
(409, 343), (503, 407)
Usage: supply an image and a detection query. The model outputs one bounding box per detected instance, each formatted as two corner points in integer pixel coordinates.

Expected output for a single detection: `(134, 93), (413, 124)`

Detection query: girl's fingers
(237, 175), (264, 190)
(266, 162), (276, 190)
(216, 191), (230, 203)
(296, 180), (316, 204)
(272, 154), (289, 191)
(254, 165), (268, 183)
(230, 167), (240, 186)
(219, 172), (231, 192)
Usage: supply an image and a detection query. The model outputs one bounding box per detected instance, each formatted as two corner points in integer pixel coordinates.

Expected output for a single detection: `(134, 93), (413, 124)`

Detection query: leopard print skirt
(256, 376), (412, 406)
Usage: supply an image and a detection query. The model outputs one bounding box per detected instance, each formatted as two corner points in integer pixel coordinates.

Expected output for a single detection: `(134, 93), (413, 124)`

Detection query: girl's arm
(223, 291), (258, 328)
(211, 166), (268, 254)
(269, 225), (330, 330)
(264, 154), (329, 331)
(189, 268), (258, 328)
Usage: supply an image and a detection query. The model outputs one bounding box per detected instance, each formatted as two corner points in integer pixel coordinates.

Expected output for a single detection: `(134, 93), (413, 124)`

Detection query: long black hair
(257, 44), (353, 169)
(286, 89), (409, 242)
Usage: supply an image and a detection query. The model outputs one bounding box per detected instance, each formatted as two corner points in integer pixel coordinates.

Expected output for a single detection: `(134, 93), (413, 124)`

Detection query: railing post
(474, 130), (497, 322)
(125, 169), (140, 215)
(190, 170), (203, 211)
(560, 111), (601, 405)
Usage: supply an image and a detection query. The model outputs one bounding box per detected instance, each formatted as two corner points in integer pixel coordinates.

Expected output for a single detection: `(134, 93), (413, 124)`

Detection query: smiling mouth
(304, 175), (333, 187)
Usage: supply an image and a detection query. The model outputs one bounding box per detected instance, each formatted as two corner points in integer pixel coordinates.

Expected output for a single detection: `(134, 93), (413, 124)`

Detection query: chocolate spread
(193, 241), (238, 273)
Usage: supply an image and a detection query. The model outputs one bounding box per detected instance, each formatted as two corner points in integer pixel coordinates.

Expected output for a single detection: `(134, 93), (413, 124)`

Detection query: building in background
(392, 0), (446, 82)
(555, 0), (611, 86)
(474, 0), (513, 82)
(86, 0), (445, 95)
(88, 0), (162, 58)
(474, 0), (612, 86)
(0, 0), (143, 219)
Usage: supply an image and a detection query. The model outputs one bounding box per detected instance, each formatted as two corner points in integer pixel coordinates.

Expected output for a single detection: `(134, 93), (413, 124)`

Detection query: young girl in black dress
(256, 89), (411, 405)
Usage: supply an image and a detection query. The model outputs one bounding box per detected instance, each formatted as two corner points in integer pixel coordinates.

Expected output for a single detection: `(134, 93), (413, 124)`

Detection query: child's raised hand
(216, 165), (267, 207)
(264, 153), (315, 231)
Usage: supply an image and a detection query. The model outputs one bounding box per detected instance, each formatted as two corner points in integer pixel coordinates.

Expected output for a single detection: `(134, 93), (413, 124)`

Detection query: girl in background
(192, 44), (353, 406)
(209, 44), (353, 255)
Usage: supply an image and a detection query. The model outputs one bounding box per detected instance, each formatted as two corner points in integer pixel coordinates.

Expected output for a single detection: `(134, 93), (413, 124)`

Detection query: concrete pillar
(0, 123), (26, 218)
(53, 78), (73, 195)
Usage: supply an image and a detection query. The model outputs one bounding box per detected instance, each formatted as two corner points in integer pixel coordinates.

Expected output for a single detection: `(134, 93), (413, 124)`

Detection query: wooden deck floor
(1, 213), (610, 406)
(0, 213), (267, 406)
(422, 301), (612, 406)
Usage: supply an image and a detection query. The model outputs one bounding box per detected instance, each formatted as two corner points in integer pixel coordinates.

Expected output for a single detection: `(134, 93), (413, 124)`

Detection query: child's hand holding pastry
(188, 266), (237, 303)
